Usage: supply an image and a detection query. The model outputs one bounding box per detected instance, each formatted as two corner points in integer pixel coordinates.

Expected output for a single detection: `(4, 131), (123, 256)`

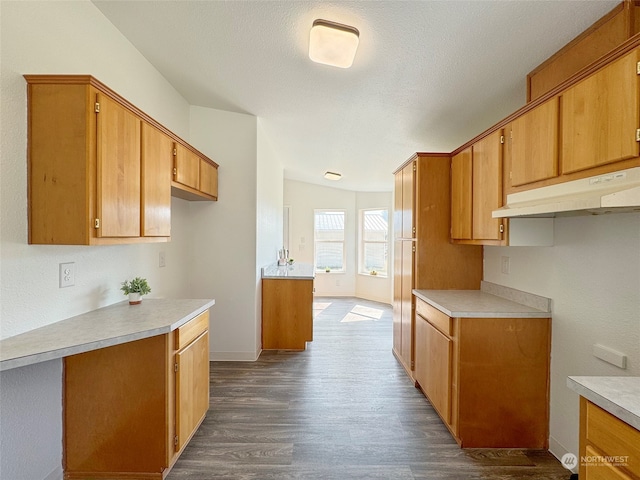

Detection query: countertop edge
(261, 263), (315, 279)
(413, 289), (551, 318)
(567, 376), (640, 431)
(0, 299), (215, 372)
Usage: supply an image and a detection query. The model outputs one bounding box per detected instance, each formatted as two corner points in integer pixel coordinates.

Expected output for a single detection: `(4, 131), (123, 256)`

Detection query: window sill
(358, 272), (388, 279)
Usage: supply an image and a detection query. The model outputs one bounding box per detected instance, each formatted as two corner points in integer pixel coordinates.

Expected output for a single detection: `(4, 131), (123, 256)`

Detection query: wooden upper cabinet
(451, 148), (473, 240)
(511, 97), (559, 187)
(25, 75), (218, 244)
(171, 142), (219, 201)
(472, 130), (503, 241)
(26, 76), (167, 245)
(174, 143), (200, 190)
(199, 159), (218, 199)
(561, 47), (640, 174)
(96, 92), (141, 238)
(527, 1), (640, 102)
(141, 122), (172, 237)
(401, 161), (415, 239)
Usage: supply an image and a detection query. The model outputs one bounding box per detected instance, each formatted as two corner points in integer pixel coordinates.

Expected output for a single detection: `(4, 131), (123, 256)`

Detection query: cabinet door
(392, 241), (403, 355)
(176, 330), (210, 452)
(96, 92), (141, 238)
(174, 143), (200, 190)
(583, 445), (633, 480)
(451, 148), (472, 240)
(400, 240), (414, 367)
(561, 47), (640, 174)
(472, 130), (503, 241)
(511, 97), (559, 186)
(393, 171), (403, 239)
(401, 162), (415, 239)
(415, 315), (452, 424)
(141, 122), (172, 237)
(199, 159), (218, 198)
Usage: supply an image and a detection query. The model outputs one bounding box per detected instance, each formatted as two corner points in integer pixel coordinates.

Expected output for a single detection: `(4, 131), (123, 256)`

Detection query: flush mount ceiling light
(324, 171), (342, 181)
(309, 19), (359, 68)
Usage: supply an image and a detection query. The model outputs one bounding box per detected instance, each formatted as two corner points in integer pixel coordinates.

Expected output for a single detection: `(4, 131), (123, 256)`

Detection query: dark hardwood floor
(168, 297), (570, 480)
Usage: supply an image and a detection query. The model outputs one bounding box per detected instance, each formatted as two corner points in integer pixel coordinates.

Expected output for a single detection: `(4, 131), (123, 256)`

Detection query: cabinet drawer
(584, 445), (633, 480)
(175, 311), (209, 350)
(415, 298), (452, 336)
(585, 401), (640, 478)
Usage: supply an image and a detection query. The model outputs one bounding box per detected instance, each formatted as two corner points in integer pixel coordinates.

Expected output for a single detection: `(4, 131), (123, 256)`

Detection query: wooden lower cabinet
(63, 311), (210, 479)
(414, 297), (550, 448)
(580, 398), (640, 480)
(414, 313), (452, 424)
(262, 278), (313, 350)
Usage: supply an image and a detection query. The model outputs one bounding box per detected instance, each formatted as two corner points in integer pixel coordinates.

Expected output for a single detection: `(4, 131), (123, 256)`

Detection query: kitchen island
(262, 263), (315, 350)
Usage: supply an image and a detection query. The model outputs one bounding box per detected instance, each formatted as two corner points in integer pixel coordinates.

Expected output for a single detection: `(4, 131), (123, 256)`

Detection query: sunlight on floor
(341, 305), (385, 323)
(313, 302), (332, 317)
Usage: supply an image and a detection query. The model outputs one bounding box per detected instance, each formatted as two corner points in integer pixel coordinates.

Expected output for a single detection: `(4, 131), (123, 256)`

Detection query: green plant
(120, 277), (151, 296)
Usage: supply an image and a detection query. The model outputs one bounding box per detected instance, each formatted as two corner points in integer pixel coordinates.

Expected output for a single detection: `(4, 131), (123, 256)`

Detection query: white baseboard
(210, 351), (260, 362)
(549, 435), (578, 474)
(43, 465), (63, 480)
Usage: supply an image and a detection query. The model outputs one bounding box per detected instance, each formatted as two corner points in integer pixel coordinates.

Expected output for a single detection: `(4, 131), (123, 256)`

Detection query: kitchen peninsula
(262, 262), (315, 350)
(0, 298), (215, 479)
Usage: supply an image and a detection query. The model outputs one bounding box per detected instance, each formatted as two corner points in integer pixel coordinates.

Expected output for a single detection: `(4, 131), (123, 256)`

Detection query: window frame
(313, 209), (346, 274)
(358, 208), (389, 278)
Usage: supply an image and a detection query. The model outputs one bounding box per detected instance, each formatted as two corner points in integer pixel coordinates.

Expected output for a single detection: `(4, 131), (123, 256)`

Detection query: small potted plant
(121, 277), (151, 305)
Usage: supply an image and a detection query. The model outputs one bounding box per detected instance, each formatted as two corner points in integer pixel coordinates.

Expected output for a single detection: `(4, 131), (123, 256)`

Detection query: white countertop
(0, 298), (215, 371)
(567, 376), (640, 431)
(413, 288), (550, 318)
(262, 262), (315, 279)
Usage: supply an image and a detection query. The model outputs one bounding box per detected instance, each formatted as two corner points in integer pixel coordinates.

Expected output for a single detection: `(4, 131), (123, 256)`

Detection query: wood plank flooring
(168, 297), (570, 480)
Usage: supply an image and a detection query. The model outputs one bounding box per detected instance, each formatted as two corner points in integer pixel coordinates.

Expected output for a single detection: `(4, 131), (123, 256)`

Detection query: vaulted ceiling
(93, 0), (618, 191)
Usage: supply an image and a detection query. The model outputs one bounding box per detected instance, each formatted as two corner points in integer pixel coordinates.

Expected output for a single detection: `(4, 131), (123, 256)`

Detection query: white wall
(256, 119), (284, 350)
(0, 2), (194, 479)
(188, 106), (260, 361)
(355, 191), (393, 304)
(484, 212), (640, 464)
(284, 180), (392, 303)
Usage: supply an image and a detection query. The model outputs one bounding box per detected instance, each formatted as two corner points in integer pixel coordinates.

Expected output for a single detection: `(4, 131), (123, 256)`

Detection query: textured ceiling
(93, 0), (619, 192)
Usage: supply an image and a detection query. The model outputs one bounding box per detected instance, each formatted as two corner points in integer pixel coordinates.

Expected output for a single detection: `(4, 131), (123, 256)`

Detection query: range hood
(493, 167), (640, 218)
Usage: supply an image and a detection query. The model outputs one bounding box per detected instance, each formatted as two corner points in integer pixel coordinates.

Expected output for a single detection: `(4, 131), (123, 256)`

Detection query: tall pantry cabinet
(393, 153), (483, 378)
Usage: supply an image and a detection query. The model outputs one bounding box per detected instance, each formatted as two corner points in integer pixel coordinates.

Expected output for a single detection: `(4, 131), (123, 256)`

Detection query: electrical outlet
(500, 256), (510, 275)
(59, 262), (75, 288)
(159, 251), (166, 268)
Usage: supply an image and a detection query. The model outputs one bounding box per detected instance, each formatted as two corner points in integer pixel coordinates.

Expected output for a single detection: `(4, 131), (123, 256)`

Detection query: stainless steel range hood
(493, 167), (640, 218)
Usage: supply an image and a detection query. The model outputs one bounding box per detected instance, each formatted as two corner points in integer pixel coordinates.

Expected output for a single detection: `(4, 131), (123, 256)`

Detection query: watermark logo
(561, 452), (630, 470)
(581, 455), (629, 468)
(561, 453), (578, 470)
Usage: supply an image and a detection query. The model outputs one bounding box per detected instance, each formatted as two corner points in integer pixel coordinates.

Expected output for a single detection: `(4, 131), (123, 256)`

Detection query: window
(359, 209), (389, 276)
(314, 210), (345, 272)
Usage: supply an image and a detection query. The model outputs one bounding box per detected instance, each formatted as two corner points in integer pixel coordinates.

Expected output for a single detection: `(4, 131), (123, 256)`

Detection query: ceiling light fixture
(309, 19), (359, 69)
(324, 171), (342, 181)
